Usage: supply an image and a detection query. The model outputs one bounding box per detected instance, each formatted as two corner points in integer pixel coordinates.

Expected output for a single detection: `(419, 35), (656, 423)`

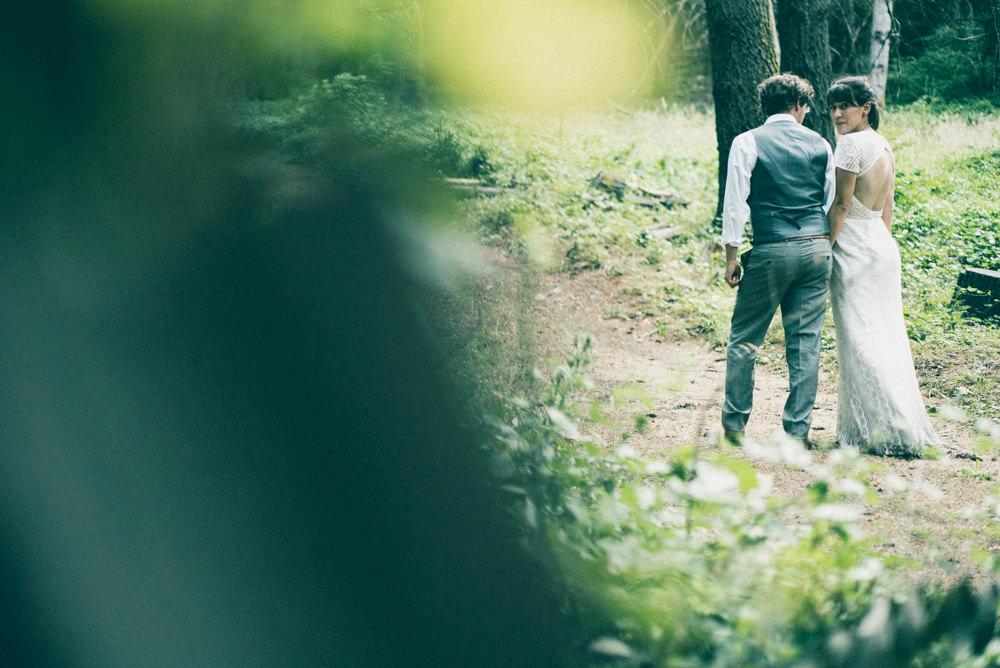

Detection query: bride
(827, 76), (938, 457)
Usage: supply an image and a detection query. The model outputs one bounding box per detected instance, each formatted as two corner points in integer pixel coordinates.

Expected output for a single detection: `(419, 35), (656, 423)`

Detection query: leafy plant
(485, 337), (1000, 665)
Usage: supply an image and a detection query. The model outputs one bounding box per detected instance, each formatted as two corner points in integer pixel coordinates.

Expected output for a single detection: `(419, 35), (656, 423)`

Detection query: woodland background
(2, 1), (1000, 665)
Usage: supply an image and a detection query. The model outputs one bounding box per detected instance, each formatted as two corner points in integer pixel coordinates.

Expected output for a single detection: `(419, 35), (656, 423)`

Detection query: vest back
(748, 121), (829, 244)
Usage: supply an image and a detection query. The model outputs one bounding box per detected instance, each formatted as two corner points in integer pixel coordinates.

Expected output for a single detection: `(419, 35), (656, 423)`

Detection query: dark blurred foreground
(5, 3), (1000, 666)
(0, 3), (570, 663)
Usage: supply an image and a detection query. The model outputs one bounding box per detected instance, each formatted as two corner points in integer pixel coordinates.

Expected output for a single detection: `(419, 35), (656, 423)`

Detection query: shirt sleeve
(822, 138), (836, 213)
(722, 132), (756, 247)
(833, 134), (862, 173)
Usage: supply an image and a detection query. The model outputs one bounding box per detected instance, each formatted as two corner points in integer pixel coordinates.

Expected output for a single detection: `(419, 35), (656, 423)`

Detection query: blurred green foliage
(893, 21), (1000, 104)
(5, 0), (1000, 664)
(892, 0), (1000, 104)
(243, 69), (1000, 664)
(0, 1), (579, 664)
(482, 337), (1000, 666)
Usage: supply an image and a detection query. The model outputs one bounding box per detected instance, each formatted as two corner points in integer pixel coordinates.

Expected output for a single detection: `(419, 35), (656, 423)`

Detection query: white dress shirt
(722, 114), (836, 248)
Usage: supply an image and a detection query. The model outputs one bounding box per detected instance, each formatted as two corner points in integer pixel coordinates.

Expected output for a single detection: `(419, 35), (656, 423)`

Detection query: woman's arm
(828, 167), (857, 245)
(881, 173), (895, 232)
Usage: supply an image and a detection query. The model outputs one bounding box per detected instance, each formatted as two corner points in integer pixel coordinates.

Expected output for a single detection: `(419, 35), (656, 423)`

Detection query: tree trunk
(869, 0), (892, 103)
(775, 0), (836, 144)
(828, 0), (874, 76)
(955, 268), (1000, 320)
(989, 1), (1000, 92)
(705, 0), (780, 222)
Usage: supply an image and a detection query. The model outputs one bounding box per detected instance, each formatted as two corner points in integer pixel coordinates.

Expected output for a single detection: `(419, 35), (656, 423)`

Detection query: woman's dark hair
(828, 76), (881, 130)
(757, 73), (814, 116)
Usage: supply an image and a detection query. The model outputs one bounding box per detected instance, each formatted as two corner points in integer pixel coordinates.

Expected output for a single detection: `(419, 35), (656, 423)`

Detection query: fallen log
(580, 191), (615, 211)
(589, 171), (629, 197)
(954, 267), (1000, 320)
(589, 171), (689, 209)
(443, 177), (508, 198)
(641, 222), (681, 240)
(634, 185), (688, 209)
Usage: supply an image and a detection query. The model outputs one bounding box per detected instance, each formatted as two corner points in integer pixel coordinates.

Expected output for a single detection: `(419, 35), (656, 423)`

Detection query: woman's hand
(828, 167), (857, 246)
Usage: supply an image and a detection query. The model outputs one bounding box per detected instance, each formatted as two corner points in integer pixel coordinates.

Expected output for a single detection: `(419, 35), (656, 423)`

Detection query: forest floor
(530, 266), (998, 584)
(438, 103), (1000, 586)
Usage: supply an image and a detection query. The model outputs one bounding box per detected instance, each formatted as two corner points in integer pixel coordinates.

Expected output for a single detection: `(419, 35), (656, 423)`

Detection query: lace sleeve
(833, 134), (862, 173)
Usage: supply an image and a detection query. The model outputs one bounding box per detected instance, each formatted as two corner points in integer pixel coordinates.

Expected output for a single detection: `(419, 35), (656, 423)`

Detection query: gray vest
(748, 120), (829, 244)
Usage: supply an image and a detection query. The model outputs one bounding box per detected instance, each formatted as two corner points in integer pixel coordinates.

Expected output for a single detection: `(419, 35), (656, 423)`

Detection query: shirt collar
(765, 113), (797, 124)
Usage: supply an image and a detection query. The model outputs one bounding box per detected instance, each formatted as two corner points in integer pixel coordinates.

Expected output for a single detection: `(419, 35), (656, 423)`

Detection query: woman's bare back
(853, 148), (894, 213)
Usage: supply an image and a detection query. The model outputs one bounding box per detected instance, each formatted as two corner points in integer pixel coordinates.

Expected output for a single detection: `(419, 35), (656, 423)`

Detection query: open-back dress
(830, 128), (939, 457)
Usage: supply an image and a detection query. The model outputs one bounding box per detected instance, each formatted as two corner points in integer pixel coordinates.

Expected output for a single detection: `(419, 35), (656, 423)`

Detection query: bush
(488, 338), (1000, 666)
(236, 74), (510, 179)
(232, 82), (1000, 661)
(892, 21), (1000, 104)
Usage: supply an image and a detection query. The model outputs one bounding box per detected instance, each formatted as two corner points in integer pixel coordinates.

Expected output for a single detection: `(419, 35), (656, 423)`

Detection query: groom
(720, 73), (836, 444)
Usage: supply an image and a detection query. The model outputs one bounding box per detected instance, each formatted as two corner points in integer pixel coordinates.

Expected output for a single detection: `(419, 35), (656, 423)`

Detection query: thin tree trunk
(705, 0), (780, 223)
(869, 0), (892, 104)
(829, 0), (871, 75)
(775, 0), (836, 144)
(990, 1), (1000, 91)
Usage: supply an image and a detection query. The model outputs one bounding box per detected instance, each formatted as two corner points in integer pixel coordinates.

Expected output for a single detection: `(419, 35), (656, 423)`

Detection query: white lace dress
(830, 129), (938, 457)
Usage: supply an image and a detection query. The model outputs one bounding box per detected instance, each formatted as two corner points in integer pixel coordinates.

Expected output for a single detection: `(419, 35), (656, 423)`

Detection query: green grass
(238, 78), (1000, 426)
(235, 83), (1000, 664)
(434, 101), (1000, 421)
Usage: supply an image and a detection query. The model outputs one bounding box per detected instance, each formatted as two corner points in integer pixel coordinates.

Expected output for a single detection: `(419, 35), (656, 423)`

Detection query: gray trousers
(722, 238), (832, 439)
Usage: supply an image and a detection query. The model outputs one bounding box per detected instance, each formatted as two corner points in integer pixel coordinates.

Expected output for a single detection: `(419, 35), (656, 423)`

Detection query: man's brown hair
(757, 73), (815, 116)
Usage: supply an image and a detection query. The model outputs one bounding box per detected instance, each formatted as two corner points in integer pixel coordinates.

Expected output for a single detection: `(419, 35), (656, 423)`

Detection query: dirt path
(533, 269), (997, 582)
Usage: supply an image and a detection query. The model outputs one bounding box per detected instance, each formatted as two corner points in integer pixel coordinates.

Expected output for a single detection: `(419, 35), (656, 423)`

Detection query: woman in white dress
(827, 76), (938, 457)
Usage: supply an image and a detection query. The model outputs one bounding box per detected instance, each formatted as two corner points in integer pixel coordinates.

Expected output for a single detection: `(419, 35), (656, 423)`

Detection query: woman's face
(830, 99), (871, 134)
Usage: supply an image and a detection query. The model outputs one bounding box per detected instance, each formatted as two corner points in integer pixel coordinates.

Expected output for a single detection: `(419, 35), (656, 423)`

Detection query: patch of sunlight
(420, 0), (662, 110)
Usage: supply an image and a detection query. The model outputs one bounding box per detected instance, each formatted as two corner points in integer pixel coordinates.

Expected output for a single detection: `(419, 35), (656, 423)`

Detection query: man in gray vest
(721, 73), (835, 445)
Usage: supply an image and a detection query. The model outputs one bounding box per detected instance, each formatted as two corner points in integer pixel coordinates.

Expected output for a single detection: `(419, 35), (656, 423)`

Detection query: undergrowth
(488, 337), (1000, 665)
(235, 77), (1000, 664)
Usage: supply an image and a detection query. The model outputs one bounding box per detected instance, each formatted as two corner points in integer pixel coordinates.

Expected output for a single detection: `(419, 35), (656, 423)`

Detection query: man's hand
(725, 259), (742, 288)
